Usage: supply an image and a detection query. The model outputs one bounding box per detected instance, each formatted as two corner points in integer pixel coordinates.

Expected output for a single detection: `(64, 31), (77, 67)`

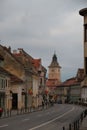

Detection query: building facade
(46, 53), (61, 102)
(48, 53), (61, 83)
(0, 67), (11, 109)
(56, 68), (84, 104)
(79, 8), (87, 76)
(79, 8), (87, 104)
(13, 48), (47, 108)
(46, 53), (61, 88)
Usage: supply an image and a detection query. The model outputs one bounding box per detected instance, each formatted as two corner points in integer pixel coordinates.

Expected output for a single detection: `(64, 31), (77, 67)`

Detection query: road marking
(0, 124), (8, 128)
(22, 118), (30, 122)
(29, 107), (75, 130)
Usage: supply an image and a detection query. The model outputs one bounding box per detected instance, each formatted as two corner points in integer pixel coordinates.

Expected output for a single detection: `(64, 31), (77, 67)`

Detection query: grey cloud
(0, 0), (86, 81)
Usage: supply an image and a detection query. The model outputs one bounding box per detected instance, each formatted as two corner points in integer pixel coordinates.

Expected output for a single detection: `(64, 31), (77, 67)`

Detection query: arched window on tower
(84, 24), (87, 42)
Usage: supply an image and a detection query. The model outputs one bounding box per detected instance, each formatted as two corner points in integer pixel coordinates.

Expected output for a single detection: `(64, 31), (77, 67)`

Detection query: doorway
(12, 93), (18, 109)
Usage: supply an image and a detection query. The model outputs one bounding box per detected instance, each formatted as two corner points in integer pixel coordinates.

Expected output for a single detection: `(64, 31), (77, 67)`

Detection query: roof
(49, 53), (61, 68)
(13, 48), (47, 73)
(42, 65), (47, 72)
(57, 77), (80, 87)
(76, 68), (84, 81)
(82, 86), (87, 88)
(10, 75), (23, 83)
(32, 59), (41, 69)
(0, 67), (11, 76)
(77, 68), (84, 73)
(79, 8), (87, 16)
(13, 48), (33, 70)
(0, 44), (23, 66)
(46, 79), (61, 88)
(0, 67), (23, 83)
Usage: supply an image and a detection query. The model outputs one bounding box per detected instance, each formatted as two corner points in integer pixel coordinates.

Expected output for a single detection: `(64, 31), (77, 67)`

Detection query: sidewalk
(0, 105), (50, 119)
(80, 116), (87, 130)
(0, 107), (41, 118)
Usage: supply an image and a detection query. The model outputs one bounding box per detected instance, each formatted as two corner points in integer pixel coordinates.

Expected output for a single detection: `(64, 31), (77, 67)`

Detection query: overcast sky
(0, 0), (87, 81)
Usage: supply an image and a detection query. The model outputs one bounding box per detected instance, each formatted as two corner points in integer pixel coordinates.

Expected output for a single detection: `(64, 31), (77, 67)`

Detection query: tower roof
(49, 53), (61, 68)
(79, 8), (87, 16)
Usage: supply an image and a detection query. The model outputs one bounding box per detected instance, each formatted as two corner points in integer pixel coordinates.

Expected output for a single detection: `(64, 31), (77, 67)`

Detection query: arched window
(84, 24), (87, 42)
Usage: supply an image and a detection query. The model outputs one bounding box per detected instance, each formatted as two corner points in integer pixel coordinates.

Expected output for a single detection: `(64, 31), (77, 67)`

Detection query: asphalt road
(0, 104), (85, 130)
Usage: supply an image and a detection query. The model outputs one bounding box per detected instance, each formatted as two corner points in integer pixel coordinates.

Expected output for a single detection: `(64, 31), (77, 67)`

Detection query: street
(0, 104), (85, 130)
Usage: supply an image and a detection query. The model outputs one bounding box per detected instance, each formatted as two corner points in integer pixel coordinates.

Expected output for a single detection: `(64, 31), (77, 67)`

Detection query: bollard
(69, 124), (71, 130)
(84, 109), (87, 117)
(74, 120), (78, 130)
(74, 122), (76, 130)
(77, 120), (79, 130)
(63, 126), (65, 130)
(75, 120), (77, 130)
(81, 113), (83, 122)
(86, 109), (87, 116)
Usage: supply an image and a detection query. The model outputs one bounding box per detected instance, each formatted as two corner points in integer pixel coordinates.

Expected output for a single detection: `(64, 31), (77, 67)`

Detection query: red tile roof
(32, 59), (41, 69)
(46, 79), (61, 88)
(57, 77), (80, 87)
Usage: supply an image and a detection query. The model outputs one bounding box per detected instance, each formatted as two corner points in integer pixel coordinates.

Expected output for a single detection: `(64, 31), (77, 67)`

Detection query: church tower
(46, 53), (61, 88)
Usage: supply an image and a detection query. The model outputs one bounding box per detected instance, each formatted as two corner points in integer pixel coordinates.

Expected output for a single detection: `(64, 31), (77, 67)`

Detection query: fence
(62, 109), (87, 130)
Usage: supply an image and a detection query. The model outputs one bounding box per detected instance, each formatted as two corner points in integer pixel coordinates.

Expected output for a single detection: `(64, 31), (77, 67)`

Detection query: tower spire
(49, 53), (61, 68)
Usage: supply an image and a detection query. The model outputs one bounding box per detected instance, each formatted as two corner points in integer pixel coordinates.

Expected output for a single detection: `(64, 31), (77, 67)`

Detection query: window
(0, 79), (2, 89)
(6, 79), (7, 87)
(0, 78), (7, 89)
(84, 24), (87, 42)
(3, 80), (5, 88)
(85, 57), (87, 75)
(51, 69), (54, 72)
(40, 78), (42, 85)
(2, 79), (4, 88)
